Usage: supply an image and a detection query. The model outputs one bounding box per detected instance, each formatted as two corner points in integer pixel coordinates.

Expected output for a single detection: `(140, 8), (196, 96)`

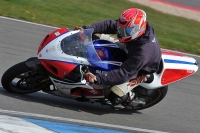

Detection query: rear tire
(130, 86), (168, 110)
(1, 61), (49, 94)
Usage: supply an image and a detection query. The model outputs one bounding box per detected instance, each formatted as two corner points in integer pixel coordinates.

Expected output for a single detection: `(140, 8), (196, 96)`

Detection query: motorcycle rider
(75, 8), (161, 107)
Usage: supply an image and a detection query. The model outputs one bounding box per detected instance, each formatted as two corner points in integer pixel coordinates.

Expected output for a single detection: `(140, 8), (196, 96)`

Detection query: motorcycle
(1, 28), (198, 110)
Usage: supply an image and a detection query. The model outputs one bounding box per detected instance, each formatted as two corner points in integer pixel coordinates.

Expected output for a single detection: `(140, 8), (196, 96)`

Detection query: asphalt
(165, 0), (200, 8)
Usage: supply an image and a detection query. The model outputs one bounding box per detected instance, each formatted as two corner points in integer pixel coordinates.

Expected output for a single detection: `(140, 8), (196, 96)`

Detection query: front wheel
(1, 61), (50, 94)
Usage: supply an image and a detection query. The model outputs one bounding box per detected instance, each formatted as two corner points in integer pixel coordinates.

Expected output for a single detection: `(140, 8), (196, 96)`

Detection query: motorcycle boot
(108, 90), (135, 109)
(109, 73), (149, 107)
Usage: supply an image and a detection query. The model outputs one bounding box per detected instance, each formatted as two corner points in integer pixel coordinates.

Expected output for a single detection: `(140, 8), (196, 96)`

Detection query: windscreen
(60, 29), (107, 68)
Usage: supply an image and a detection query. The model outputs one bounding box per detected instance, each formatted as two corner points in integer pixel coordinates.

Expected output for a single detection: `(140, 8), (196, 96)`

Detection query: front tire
(1, 61), (50, 94)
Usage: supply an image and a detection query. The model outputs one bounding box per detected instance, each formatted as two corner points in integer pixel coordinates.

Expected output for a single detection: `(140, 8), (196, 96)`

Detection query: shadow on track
(0, 87), (142, 115)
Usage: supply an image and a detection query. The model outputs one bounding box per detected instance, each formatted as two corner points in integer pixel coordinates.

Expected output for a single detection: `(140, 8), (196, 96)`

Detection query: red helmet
(117, 8), (147, 43)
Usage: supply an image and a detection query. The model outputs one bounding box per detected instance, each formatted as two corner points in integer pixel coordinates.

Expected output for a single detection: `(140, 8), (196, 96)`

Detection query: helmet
(117, 8), (147, 43)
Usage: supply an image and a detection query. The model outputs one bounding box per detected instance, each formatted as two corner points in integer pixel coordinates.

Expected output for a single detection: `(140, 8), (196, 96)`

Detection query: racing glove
(84, 72), (97, 84)
(74, 26), (83, 30)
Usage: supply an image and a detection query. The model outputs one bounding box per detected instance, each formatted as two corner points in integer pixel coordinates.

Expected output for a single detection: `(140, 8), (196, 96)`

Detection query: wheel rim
(9, 70), (49, 93)
(128, 89), (162, 110)
(145, 89), (162, 106)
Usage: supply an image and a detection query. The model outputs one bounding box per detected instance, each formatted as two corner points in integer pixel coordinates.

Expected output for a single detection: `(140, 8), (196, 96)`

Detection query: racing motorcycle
(1, 28), (198, 110)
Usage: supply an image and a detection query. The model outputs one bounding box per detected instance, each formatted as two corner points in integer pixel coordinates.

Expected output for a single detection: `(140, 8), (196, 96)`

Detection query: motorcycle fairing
(160, 52), (197, 85)
(70, 87), (104, 98)
(50, 77), (105, 98)
(38, 28), (69, 54)
(38, 28), (198, 93)
(38, 30), (91, 78)
(161, 69), (195, 85)
(161, 50), (191, 57)
(88, 40), (127, 73)
(38, 29), (127, 78)
(141, 50), (198, 89)
(40, 60), (77, 78)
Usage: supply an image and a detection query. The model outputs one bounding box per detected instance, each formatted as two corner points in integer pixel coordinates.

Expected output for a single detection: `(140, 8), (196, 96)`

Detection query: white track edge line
(0, 109), (169, 133)
(0, 16), (57, 29)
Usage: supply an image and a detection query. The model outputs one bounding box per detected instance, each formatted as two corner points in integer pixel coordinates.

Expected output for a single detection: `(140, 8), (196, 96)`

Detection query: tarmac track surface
(0, 17), (200, 133)
(158, 0), (200, 9)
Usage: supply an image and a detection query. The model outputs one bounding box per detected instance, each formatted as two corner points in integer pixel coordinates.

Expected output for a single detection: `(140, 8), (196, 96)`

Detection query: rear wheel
(128, 86), (168, 110)
(1, 61), (51, 94)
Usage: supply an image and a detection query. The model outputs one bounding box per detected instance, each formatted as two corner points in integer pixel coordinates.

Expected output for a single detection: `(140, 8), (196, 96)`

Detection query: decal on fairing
(54, 31), (61, 36)
(100, 61), (122, 66)
(161, 69), (195, 85)
(39, 53), (42, 58)
(93, 40), (119, 48)
(96, 49), (107, 59)
(46, 46), (56, 53)
(164, 59), (195, 65)
(53, 80), (85, 86)
(162, 50), (190, 57)
(70, 87), (104, 97)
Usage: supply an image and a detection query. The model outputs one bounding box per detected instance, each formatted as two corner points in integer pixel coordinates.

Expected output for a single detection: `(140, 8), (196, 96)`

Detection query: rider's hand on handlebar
(74, 26), (83, 30)
(84, 72), (97, 84)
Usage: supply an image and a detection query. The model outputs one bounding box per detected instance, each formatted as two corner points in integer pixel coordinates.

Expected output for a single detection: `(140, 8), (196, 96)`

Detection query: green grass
(0, 0), (200, 54)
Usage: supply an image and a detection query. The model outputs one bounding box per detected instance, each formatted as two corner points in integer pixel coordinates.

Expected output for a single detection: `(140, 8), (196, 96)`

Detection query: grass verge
(0, 0), (200, 54)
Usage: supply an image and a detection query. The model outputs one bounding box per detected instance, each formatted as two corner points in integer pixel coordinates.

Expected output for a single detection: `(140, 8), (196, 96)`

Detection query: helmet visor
(117, 23), (133, 42)
(117, 23), (126, 38)
(117, 23), (132, 42)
